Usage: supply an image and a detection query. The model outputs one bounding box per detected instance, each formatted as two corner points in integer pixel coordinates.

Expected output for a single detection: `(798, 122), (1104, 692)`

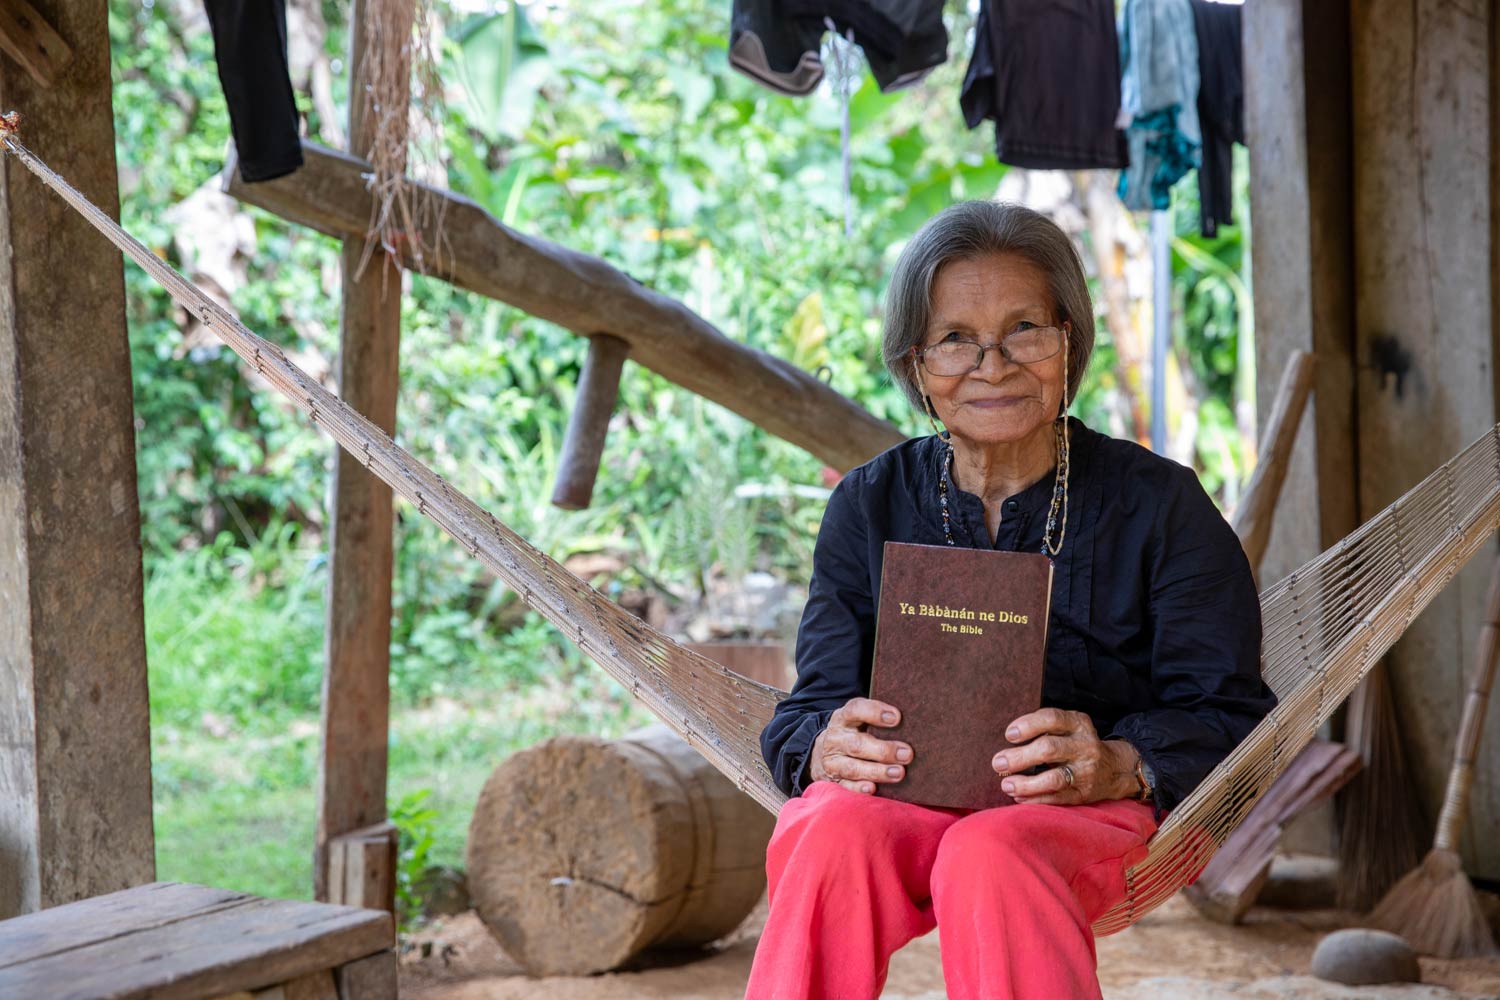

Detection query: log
(1231, 349), (1316, 576)
(223, 140), (904, 473)
(552, 334), (630, 510)
(1182, 739), (1362, 924)
(465, 723), (775, 976)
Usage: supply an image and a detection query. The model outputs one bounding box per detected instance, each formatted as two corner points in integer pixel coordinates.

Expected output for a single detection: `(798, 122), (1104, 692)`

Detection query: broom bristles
(1337, 665), (1428, 911)
(1368, 848), (1499, 958)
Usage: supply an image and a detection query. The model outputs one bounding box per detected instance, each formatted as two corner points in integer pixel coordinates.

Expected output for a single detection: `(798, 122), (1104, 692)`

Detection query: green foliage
(390, 789), (440, 925)
(112, 0), (1254, 903)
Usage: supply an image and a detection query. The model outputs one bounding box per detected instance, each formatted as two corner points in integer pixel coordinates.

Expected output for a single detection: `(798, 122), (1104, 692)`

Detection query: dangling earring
(914, 362), (950, 441)
(1043, 326), (1071, 558)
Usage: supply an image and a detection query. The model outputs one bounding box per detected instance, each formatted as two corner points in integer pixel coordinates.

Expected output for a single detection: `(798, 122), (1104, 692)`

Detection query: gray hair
(881, 201), (1095, 413)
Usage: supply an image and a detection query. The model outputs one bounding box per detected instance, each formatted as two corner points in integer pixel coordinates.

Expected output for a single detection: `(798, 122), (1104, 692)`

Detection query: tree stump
(465, 724), (775, 976)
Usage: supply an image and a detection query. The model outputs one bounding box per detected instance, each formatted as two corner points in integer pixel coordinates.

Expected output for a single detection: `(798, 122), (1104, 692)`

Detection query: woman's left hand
(991, 708), (1139, 805)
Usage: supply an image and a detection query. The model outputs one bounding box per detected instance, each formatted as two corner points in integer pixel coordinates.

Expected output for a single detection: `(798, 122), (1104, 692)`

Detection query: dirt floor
(400, 892), (1500, 1000)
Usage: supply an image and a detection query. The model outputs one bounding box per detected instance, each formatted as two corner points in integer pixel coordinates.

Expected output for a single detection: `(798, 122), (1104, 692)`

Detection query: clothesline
(729, 0), (1245, 238)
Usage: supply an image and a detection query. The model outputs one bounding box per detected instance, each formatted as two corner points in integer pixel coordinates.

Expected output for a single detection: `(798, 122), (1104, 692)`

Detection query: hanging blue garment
(1118, 0), (1201, 211)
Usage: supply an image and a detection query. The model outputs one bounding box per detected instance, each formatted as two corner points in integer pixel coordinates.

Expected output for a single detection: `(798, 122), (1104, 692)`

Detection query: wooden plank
(0, 0), (154, 917)
(0, 883), (248, 970)
(1351, 0), (1499, 881)
(1182, 740), (1361, 923)
(222, 141), (904, 474)
(327, 821), (397, 913)
(553, 333), (630, 510)
(334, 951), (397, 1000)
(315, 0), (410, 905)
(0, 895), (392, 1000)
(0, 0), (71, 87)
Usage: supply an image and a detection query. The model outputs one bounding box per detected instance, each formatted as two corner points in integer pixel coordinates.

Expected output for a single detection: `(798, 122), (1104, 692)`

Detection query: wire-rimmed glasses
(912, 325), (1065, 376)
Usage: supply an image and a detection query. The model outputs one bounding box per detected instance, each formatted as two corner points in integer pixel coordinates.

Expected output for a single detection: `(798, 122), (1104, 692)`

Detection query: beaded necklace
(937, 416), (1070, 557)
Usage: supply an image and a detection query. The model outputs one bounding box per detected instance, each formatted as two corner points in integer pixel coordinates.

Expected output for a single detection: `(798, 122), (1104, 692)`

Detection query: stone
(1310, 929), (1421, 986)
(414, 865), (470, 918)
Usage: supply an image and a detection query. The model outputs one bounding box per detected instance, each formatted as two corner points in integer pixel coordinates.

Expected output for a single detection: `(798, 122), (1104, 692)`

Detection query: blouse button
(1005, 500), (1019, 513)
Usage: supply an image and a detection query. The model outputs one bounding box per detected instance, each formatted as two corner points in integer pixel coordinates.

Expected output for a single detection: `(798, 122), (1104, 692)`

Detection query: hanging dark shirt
(960, 0), (1128, 170)
(760, 420), (1276, 815)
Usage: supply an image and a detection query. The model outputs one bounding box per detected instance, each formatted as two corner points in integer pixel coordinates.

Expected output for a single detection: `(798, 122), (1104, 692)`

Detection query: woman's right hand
(808, 697), (913, 794)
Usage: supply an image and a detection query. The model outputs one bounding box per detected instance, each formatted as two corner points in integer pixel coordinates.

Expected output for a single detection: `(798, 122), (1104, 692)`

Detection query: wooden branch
(0, 0), (72, 88)
(553, 334), (630, 509)
(1232, 349), (1316, 575)
(1182, 739), (1361, 924)
(223, 140), (904, 472)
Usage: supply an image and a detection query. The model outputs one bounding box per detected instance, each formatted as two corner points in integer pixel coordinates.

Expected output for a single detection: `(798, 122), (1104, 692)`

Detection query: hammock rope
(9, 129), (1498, 935)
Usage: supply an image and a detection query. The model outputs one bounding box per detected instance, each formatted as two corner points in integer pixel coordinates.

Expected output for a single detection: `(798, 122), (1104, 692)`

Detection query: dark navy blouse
(760, 418), (1276, 814)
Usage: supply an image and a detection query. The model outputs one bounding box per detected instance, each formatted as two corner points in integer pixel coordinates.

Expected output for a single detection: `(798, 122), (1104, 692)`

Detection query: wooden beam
(223, 141), (905, 473)
(553, 333), (629, 510)
(0, 0), (71, 88)
(1351, 0), (1498, 883)
(314, 0), (408, 906)
(0, 0), (153, 916)
(1231, 349), (1316, 577)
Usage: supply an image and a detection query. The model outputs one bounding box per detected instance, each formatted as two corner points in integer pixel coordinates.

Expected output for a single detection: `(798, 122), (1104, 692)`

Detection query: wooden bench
(0, 882), (396, 999)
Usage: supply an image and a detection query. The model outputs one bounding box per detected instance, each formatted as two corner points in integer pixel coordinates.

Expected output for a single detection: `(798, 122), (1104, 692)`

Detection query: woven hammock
(11, 133), (1499, 936)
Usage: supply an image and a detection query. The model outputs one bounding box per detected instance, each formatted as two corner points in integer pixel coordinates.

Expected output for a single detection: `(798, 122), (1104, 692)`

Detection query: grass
(145, 532), (654, 903)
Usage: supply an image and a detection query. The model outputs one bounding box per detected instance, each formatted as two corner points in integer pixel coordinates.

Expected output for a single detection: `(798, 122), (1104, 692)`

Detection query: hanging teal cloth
(1118, 0), (1201, 210)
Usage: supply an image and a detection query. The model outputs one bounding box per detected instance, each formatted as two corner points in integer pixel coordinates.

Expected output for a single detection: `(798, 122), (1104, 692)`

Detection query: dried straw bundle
(353, 0), (448, 279)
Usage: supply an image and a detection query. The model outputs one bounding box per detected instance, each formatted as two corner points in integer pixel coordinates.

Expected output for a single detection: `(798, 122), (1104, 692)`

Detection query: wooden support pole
(552, 333), (629, 510)
(224, 141), (904, 473)
(1231, 349), (1316, 576)
(315, 0), (409, 907)
(1243, 0), (1358, 859)
(0, 0), (154, 916)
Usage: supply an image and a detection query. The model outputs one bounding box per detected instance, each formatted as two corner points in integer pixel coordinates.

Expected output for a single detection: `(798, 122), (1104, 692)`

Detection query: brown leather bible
(867, 541), (1053, 810)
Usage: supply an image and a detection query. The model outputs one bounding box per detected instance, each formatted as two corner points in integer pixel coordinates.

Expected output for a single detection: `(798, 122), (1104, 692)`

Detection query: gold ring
(1061, 764), (1075, 787)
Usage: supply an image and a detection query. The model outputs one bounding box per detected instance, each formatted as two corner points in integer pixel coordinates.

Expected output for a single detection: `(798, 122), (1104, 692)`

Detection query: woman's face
(914, 252), (1068, 450)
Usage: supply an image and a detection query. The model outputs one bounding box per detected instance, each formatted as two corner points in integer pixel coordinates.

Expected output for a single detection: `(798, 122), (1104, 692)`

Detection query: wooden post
(0, 0), (154, 916)
(1351, 0), (1498, 881)
(315, 0), (409, 906)
(1243, 0), (1358, 859)
(552, 334), (630, 510)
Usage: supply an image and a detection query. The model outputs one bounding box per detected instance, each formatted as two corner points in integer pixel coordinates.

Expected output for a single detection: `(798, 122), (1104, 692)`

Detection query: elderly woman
(748, 201), (1276, 1000)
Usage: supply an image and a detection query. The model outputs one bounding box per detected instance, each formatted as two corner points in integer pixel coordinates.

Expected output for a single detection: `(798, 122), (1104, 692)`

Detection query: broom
(1368, 549), (1500, 958)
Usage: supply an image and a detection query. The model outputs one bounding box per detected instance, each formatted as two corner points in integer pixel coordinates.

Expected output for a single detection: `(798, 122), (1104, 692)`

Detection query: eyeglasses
(912, 325), (1065, 376)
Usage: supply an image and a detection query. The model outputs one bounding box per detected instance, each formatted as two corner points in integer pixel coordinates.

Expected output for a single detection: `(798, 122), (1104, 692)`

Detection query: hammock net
(11, 132), (1498, 936)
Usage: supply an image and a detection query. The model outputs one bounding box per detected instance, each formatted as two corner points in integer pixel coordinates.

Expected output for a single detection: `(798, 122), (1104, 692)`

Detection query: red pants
(745, 781), (1159, 1000)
